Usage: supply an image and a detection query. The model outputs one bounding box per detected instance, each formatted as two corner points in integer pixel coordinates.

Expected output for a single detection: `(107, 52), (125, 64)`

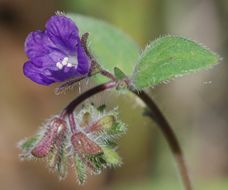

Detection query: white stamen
(56, 56), (78, 70)
(56, 62), (63, 70)
(67, 63), (73, 67)
(62, 57), (69, 66)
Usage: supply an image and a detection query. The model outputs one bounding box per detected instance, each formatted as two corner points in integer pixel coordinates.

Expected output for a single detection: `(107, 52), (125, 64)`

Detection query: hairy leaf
(132, 36), (220, 89)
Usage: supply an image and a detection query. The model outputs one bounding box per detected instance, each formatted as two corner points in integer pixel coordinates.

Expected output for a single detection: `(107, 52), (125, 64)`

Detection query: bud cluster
(18, 105), (126, 184)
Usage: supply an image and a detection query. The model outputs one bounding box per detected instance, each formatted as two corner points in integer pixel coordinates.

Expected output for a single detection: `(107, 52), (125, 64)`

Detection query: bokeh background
(0, 0), (227, 189)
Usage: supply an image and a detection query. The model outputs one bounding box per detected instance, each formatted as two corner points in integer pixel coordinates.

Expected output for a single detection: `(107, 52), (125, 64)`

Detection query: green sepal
(18, 136), (38, 152)
(102, 146), (122, 166)
(114, 67), (127, 80)
(86, 153), (106, 172)
(108, 121), (127, 136)
(74, 154), (87, 185)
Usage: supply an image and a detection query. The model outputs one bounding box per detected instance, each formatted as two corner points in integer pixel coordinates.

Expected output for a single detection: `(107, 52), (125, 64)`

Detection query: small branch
(131, 90), (192, 190)
(100, 69), (116, 81)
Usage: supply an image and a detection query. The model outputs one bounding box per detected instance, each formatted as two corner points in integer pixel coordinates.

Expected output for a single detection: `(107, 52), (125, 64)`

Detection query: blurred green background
(0, 0), (227, 189)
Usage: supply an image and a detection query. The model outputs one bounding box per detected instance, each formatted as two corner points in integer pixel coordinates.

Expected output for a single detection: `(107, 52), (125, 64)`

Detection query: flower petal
(24, 31), (52, 59)
(23, 61), (54, 85)
(30, 50), (65, 68)
(45, 15), (79, 52)
(25, 30), (68, 68)
(48, 67), (80, 81)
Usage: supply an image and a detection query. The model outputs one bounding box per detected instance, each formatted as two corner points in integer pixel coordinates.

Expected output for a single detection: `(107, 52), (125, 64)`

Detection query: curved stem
(61, 82), (192, 190)
(131, 90), (192, 190)
(60, 81), (117, 118)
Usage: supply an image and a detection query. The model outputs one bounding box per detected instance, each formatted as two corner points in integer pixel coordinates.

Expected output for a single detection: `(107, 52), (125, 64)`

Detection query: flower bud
(31, 118), (67, 158)
(71, 132), (102, 155)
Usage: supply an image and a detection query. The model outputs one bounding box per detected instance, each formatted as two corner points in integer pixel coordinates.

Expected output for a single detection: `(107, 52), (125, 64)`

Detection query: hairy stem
(68, 113), (77, 133)
(61, 81), (117, 118)
(100, 69), (116, 81)
(61, 81), (192, 190)
(131, 90), (192, 190)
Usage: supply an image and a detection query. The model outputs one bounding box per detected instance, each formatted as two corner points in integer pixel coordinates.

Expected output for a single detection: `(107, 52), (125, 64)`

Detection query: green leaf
(132, 35), (220, 89)
(68, 14), (140, 82)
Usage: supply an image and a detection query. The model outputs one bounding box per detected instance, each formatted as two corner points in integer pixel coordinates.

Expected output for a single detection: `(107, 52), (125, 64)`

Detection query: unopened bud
(31, 118), (67, 158)
(71, 132), (102, 155)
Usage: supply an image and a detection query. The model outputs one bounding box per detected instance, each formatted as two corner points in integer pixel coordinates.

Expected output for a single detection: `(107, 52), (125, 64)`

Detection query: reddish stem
(60, 81), (116, 118)
(131, 90), (192, 190)
(68, 113), (78, 133)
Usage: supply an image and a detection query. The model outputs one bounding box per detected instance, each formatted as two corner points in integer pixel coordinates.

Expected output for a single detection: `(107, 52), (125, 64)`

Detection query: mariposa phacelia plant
(18, 13), (220, 190)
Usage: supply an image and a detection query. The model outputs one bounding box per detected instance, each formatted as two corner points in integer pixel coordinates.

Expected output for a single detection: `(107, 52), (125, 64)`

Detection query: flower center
(56, 57), (78, 70)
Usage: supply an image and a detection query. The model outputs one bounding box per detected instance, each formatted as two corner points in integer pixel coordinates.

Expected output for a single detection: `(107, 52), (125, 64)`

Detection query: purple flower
(23, 15), (90, 85)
